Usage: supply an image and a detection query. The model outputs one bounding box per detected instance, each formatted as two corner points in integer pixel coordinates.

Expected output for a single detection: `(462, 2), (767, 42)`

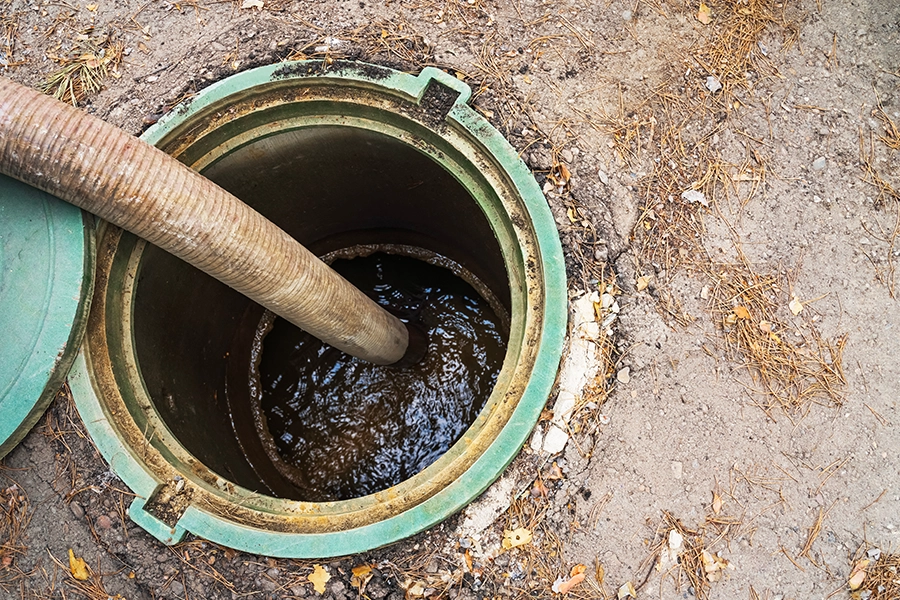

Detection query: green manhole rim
(69, 61), (566, 557)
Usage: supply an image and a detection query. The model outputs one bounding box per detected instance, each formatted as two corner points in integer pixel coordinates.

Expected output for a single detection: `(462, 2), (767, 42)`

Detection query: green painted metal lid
(0, 174), (94, 459)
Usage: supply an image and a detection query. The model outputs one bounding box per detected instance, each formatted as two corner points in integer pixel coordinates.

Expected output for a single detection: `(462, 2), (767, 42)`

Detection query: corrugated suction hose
(0, 76), (425, 366)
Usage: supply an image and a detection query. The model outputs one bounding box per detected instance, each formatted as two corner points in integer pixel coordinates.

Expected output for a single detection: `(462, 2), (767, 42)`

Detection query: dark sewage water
(253, 253), (508, 501)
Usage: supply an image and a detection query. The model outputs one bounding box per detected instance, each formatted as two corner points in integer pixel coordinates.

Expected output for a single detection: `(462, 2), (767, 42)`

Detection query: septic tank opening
(131, 125), (512, 501)
(72, 63), (566, 556)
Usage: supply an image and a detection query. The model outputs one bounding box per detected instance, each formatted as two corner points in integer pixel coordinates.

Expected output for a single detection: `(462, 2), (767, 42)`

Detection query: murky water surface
(256, 253), (507, 501)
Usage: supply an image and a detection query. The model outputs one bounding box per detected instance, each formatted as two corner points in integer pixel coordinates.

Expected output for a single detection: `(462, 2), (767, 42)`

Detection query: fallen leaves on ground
(502, 527), (533, 549)
(67, 548), (90, 581)
(849, 558), (868, 590)
(849, 550), (900, 599)
(697, 2), (712, 24)
(350, 564), (373, 592)
(700, 549), (733, 582)
(552, 564), (587, 594)
(617, 580), (637, 598)
(309, 564), (330, 594)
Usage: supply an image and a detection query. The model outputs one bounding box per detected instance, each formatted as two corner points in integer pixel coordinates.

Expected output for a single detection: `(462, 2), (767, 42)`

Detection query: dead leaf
(552, 564), (587, 594)
(733, 305), (751, 320)
(700, 549), (733, 582)
(463, 548), (473, 572)
(681, 188), (709, 207)
(531, 478), (548, 498)
(351, 564), (372, 578)
(848, 559), (869, 590)
(789, 296), (803, 315)
(85, 3), (98, 10)
(502, 527), (533, 549)
(406, 580), (426, 597)
(697, 2), (712, 24)
(350, 564), (373, 592)
(595, 562), (604, 584)
(523, 74), (533, 84)
(547, 462), (564, 480)
(758, 320), (772, 333)
(1, 554), (12, 568)
(636, 275), (651, 291)
(712, 491), (723, 515)
(68, 549), (90, 581)
(617, 581), (637, 599)
(309, 564), (330, 594)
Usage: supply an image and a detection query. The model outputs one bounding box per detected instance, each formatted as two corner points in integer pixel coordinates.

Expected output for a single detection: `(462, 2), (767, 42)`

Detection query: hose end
(392, 322), (428, 368)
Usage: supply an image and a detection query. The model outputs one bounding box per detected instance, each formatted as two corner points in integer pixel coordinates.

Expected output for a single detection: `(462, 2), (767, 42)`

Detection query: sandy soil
(1, 0), (899, 598)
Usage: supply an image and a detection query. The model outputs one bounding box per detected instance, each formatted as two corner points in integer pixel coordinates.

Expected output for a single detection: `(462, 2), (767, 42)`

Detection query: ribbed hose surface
(0, 76), (410, 365)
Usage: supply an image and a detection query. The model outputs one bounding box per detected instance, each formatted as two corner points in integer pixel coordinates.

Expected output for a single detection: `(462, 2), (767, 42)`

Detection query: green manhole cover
(0, 174), (94, 458)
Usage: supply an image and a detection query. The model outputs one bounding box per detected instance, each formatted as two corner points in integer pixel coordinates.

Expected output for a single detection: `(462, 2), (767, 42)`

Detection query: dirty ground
(1, 0), (899, 598)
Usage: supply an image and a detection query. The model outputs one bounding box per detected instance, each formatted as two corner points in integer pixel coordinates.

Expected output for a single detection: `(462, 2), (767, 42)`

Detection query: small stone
(69, 502), (84, 520)
(95, 514), (113, 530)
(528, 147), (553, 170)
(705, 75), (722, 93)
(671, 461), (683, 479)
(616, 367), (631, 384)
(812, 156), (827, 170)
(366, 578), (389, 599)
(818, 127), (830, 135)
(169, 580), (184, 597)
(561, 148), (574, 163)
(259, 578), (277, 593)
(621, 9), (632, 20)
(597, 169), (609, 185)
(330, 580), (347, 597)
